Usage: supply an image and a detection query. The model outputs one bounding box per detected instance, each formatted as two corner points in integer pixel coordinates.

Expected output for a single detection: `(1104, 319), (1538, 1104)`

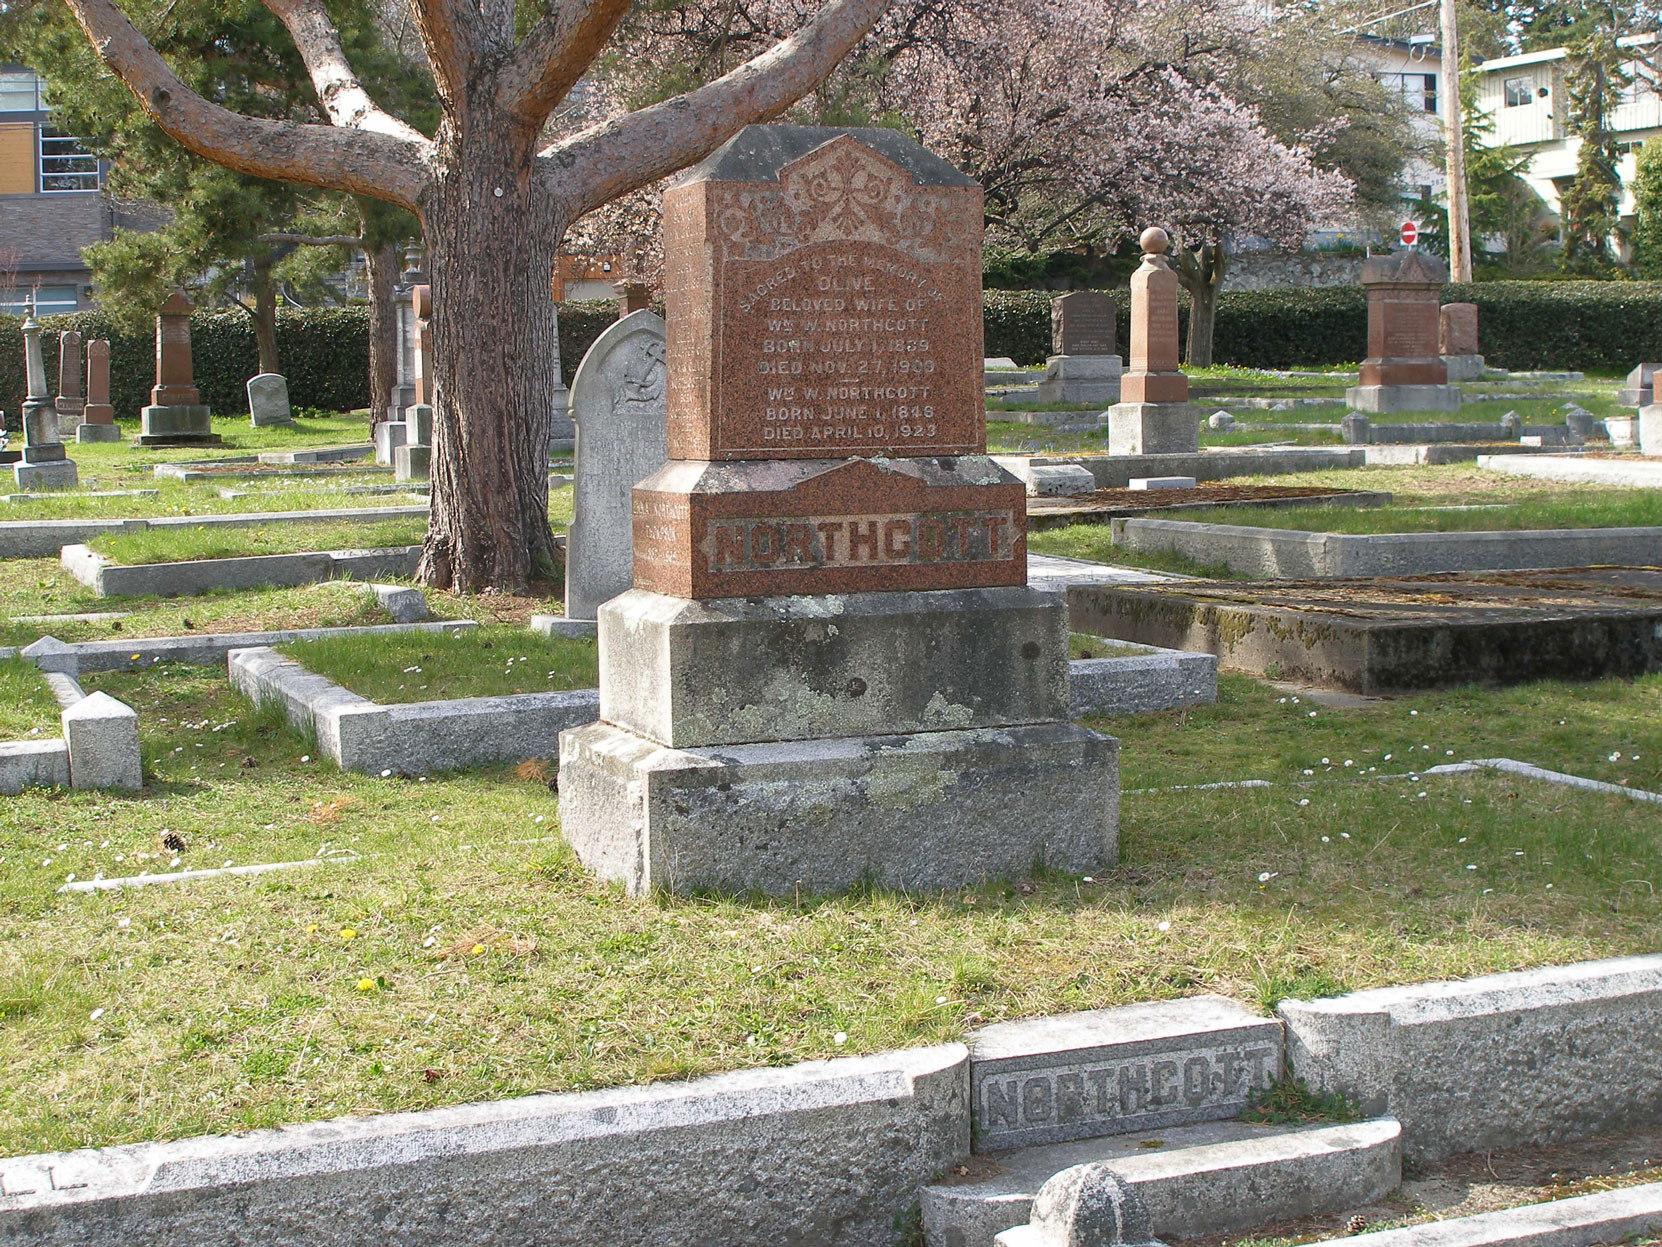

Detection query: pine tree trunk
(417, 126), (563, 594)
(366, 239), (399, 427)
(251, 257), (281, 376)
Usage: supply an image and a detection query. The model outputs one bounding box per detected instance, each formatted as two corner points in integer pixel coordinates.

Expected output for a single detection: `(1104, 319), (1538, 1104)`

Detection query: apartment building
(0, 65), (162, 314)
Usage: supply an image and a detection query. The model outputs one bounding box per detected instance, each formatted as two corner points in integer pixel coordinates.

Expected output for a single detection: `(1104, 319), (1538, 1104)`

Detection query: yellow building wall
(0, 124), (35, 194)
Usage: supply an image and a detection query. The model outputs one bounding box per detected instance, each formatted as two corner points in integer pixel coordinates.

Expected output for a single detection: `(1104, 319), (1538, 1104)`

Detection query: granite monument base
(375, 419), (409, 466)
(1641, 405), (1662, 456)
(1344, 384), (1461, 414)
(558, 717), (1118, 897)
(1441, 354), (1486, 382)
(395, 443), (431, 482)
(1036, 354), (1123, 406)
(76, 422), (122, 443)
(138, 404), (222, 446)
(598, 585), (1070, 748)
(1106, 401), (1199, 455)
(14, 450), (79, 491)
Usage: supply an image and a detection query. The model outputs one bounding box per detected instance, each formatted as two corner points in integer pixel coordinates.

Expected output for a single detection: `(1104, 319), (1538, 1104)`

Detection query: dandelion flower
(357, 978), (375, 992)
(339, 928), (357, 940)
(471, 943), (486, 955)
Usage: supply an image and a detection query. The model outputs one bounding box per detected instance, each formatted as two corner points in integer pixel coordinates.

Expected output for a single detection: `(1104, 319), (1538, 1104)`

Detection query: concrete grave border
(0, 656), (141, 794)
(61, 543), (423, 597)
(229, 631), (1214, 775)
(3, 955), (1661, 1245)
(0, 621), (478, 671)
(229, 646), (600, 775)
(1110, 517), (1662, 579)
(0, 506), (428, 560)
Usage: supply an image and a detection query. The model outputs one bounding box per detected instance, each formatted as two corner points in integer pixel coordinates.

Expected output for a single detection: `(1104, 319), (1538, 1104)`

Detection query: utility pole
(1442, 0), (1474, 280)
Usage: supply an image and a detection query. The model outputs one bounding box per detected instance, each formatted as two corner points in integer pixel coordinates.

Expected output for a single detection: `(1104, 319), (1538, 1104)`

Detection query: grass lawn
(1029, 526), (1240, 578)
(281, 627), (598, 702)
(87, 519), (433, 565)
(63, 411), (374, 469)
(0, 657), (62, 739)
(0, 558), (565, 650)
(986, 420), (1109, 456)
(0, 664), (1656, 1158)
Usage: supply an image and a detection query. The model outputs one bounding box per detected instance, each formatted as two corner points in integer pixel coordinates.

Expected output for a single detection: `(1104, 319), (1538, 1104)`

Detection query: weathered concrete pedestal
(374, 419), (409, 465)
(560, 714), (1115, 897)
(395, 403), (431, 482)
(1107, 402), (1200, 455)
(556, 124), (1118, 898)
(15, 406), (79, 491)
(76, 422), (121, 444)
(1640, 405), (1662, 456)
(1343, 384), (1461, 414)
(1037, 354), (1122, 406)
(1441, 354), (1486, 382)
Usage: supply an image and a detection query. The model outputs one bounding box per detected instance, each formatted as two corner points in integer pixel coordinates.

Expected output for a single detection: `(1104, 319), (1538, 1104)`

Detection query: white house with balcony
(1469, 35), (1662, 242)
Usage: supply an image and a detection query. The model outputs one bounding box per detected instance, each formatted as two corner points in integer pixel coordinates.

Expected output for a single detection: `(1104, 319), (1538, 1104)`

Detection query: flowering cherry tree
(57, 0), (895, 591)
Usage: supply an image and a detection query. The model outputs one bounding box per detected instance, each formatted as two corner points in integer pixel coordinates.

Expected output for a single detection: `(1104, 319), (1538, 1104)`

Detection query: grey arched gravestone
(564, 309), (668, 620)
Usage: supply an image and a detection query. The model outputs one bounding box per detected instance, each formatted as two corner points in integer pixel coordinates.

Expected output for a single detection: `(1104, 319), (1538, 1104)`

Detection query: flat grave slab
(1026, 484), (1390, 530)
(1477, 454), (1662, 488)
(1066, 569), (1662, 694)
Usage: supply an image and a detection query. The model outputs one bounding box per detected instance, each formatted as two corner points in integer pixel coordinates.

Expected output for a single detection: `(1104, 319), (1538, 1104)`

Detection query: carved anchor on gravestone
(14, 301), (79, 491)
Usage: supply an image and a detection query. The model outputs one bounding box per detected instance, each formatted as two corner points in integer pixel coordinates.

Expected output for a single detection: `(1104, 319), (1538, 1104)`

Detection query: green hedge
(978, 282), (1662, 371)
(0, 307), (371, 428)
(9, 282), (1660, 431)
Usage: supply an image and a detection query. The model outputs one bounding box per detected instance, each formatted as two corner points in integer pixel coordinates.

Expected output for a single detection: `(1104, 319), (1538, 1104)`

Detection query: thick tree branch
(406, 0), (483, 115)
(259, 0), (431, 146)
(495, 0), (631, 128)
(544, 0), (893, 218)
(63, 0), (429, 208)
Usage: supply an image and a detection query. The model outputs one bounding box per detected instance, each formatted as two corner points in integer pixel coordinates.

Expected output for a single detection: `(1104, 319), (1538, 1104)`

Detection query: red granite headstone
(151, 289), (201, 407)
(1439, 302), (1479, 356)
(1119, 229), (1187, 404)
(1358, 250), (1448, 387)
(82, 340), (115, 425)
(1051, 292), (1116, 356)
(634, 126), (1025, 599)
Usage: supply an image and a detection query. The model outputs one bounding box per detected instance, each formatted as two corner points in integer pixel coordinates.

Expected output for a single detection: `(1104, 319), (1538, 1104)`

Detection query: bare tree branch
(260, 0), (432, 146)
(545, 0), (893, 217)
(63, 0), (430, 208)
(495, 0), (631, 128)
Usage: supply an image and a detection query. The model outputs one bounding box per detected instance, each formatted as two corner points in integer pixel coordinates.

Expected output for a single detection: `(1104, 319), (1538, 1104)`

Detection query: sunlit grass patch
(280, 626), (598, 703)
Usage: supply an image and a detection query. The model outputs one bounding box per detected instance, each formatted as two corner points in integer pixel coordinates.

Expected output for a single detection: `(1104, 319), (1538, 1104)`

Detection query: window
(0, 285), (78, 315)
(38, 128), (96, 192)
(0, 71), (42, 113)
(1379, 72), (1438, 113)
(1504, 76), (1536, 108)
(1421, 73), (1438, 114)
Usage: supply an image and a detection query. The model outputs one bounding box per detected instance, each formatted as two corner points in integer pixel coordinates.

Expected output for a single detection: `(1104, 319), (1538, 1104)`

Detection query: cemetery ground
(0, 651), (1657, 1159)
(1026, 461), (1662, 575)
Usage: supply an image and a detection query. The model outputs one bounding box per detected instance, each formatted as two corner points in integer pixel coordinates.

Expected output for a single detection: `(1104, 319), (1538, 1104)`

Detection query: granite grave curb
(0, 667), (140, 794)
(1110, 518), (1662, 579)
(0, 1045), (969, 1247)
(61, 543), (423, 597)
(229, 646), (599, 775)
(0, 506), (428, 560)
(1279, 954), (1662, 1161)
(1019, 448), (1365, 490)
(1295, 1182), (1662, 1247)
(1068, 647), (1216, 718)
(0, 622), (477, 672)
(924, 1118), (1403, 1247)
(1476, 455), (1662, 488)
